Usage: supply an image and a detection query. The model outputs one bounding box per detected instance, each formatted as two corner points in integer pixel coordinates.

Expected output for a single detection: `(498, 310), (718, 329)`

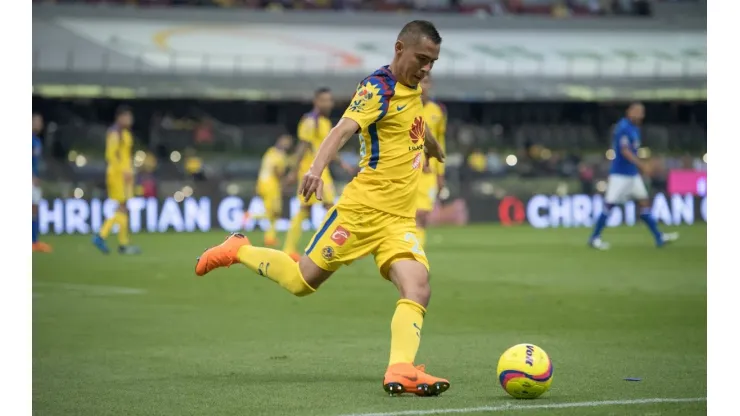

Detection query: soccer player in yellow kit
(283, 87), (355, 260)
(255, 134), (293, 246)
(415, 74), (447, 247)
(93, 106), (140, 255)
(195, 21), (448, 396)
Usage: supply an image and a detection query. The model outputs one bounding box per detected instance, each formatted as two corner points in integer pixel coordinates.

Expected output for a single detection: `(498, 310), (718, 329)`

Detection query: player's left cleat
(195, 233), (251, 276)
(658, 232), (679, 247)
(92, 234), (110, 254)
(383, 363), (450, 397)
(287, 252), (301, 262)
(118, 245), (141, 255)
(264, 236), (279, 248)
(588, 238), (610, 251)
(32, 242), (53, 253)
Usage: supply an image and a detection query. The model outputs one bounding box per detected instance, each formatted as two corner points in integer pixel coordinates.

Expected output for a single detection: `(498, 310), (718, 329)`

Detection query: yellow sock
(100, 216), (116, 239)
(116, 212), (130, 246)
(236, 245), (315, 296)
(389, 299), (426, 366)
(416, 227), (427, 248)
(283, 209), (308, 253)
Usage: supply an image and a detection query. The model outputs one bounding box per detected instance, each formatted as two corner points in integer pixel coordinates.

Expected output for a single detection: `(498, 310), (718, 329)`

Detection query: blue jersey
(32, 134), (42, 178)
(609, 118), (640, 176)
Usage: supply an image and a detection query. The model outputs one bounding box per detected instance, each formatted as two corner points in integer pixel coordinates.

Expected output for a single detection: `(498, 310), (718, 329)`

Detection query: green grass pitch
(33, 224), (707, 416)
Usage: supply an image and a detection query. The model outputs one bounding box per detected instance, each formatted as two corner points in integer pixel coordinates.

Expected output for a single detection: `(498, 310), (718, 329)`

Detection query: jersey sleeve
(341, 77), (394, 131)
(296, 116), (316, 144)
(105, 130), (121, 171)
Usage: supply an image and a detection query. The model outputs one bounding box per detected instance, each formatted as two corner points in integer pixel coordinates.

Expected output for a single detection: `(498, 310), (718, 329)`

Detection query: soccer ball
(497, 343), (553, 399)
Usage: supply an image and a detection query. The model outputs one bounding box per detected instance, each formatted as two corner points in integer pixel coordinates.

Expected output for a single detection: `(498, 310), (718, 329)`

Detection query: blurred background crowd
(32, 0), (706, 219)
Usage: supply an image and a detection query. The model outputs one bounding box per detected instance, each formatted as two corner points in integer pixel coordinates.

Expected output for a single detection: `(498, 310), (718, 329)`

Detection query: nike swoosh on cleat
(392, 372), (417, 382)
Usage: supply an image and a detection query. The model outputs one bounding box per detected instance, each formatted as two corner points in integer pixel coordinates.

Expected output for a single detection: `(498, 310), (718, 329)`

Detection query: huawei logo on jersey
(409, 116), (425, 144)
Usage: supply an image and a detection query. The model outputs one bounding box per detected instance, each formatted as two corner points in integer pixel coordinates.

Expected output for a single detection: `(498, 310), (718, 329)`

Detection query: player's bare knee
(297, 255), (333, 294)
(389, 260), (431, 307)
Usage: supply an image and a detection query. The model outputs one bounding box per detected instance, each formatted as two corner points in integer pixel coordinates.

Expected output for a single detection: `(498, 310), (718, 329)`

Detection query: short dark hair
(398, 20), (442, 45)
(115, 105), (132, 117)
(314, 87), (331, 97)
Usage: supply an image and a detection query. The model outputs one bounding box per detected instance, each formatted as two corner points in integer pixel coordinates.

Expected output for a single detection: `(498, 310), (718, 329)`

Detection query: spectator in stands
(578, 162), (595, 194)
(185, 147), (206, 181)
(486, 148), (505, 175)
(467, 148), (487, 173)
(194, 118), (214, 145)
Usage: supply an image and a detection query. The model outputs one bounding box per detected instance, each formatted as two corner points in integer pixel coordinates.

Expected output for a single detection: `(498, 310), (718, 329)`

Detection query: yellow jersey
(423, 100), (447, 176)
(257, 147), (287, 189)
(341, 65), (426, 218)
(105, 126), (133, 176)
(297, 111), (333, 176)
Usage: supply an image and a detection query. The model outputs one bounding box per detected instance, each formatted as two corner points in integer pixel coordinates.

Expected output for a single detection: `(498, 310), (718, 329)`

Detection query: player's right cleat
(658, 232), (679, 247)
(195, 233), (251, 276)
(264, 236), (279, 248)
(92, 234), (110, 254)
(383, 363), (450, 397)
(588, 238), (610, 251)
(287, 252), (301, 262)
(32, 242), (53, 253)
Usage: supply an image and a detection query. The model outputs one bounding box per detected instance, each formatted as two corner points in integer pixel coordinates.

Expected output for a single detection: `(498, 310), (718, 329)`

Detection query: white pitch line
(338, 397), (706, 416)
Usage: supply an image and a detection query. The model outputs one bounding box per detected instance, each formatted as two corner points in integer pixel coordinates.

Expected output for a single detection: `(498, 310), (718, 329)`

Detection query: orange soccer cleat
(287, 252), (301, 262)
(32, 242), (53, 253)
(383, 363), (450, 397)
(195, 233), (251, 277)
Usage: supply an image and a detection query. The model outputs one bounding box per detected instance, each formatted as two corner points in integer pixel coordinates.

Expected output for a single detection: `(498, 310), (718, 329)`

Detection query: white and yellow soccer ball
(497, 343), (553, 399)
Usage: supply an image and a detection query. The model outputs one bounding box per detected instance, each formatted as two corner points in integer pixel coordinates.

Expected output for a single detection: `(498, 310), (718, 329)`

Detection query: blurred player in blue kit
(589, 103), (678, 250)
(33, 113), (52, 253)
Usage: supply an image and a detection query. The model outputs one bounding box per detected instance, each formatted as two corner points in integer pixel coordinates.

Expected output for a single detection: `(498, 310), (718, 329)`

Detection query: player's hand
(425, 139), (446, 163)
(299, 169), (324, 202)
(123, 171), (134, 184)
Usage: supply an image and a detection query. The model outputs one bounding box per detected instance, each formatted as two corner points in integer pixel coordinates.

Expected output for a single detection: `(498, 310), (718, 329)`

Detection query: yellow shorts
(416, 173), (438, 212)
(257, 181), (282, 216)
(304, 196), (429, 279)
(298, 169), (336, 207)
(106, 174), (132, 203)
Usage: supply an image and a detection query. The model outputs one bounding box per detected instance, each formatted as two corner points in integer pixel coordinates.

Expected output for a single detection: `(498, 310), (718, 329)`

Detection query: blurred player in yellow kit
(283, 87), (355, 261)
(415, 74), (447, 247)
(195, 21), (449, 396)
(93, 106), (140, 255)
(255, 134), (293, 246)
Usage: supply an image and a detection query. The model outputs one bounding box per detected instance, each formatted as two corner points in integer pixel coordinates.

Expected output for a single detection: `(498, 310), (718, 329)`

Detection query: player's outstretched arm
(299, 118), (359, 201)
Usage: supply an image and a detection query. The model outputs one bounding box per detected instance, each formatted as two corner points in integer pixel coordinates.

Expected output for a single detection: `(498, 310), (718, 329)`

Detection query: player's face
(629, 104), (645, 124)
(314, 92), (334, 117)
(119, 112), (134, 129)
(32, 114), (44, 134)
(277, 135), (293, 150)
(420, 76), (432, 100)
(395, 37), (440, 87)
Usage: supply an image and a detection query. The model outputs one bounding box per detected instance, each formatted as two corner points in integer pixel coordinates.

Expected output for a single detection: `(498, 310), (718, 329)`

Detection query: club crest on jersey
(330, 225), (350, 246)
(409, 116), (425, 144)
(322, 246), (334, 260)
(412, 152), (423, 169)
